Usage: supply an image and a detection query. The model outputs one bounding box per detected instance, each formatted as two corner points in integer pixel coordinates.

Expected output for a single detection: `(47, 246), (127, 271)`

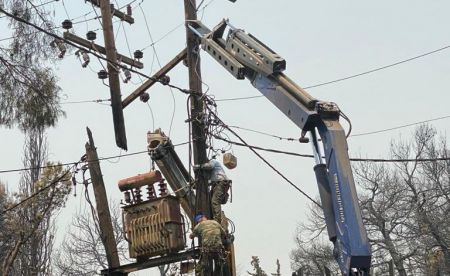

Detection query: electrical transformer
(118, 171), (186, 260)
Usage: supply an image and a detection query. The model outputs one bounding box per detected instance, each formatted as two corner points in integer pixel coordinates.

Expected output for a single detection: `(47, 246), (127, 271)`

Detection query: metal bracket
(100, 248), (200, 274)
(225, 28), (286, 76)
(316, 102), (340, 120)
(188, 20), (246, 79)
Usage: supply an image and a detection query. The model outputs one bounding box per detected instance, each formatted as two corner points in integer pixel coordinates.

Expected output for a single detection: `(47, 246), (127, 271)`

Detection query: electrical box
(118, 171), (186, 260)
(122, 196), (185, 259)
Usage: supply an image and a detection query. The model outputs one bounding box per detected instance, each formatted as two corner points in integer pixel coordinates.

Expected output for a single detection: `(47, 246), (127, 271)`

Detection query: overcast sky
(1, 0), (450, 274)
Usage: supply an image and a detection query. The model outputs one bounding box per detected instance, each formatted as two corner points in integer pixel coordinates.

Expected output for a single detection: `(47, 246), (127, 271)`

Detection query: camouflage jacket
(192, 219), (225, 249)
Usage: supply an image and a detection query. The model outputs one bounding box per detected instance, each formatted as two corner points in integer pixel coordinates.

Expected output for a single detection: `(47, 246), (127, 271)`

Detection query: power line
(141, 23), (184, 51)
(138, 3), (177, 135)
(60, 0), (71, 20)
(0, 14), (110, 43)
(0, 0), (58, 19)
(215, 44), (450, 102)
(139, 0), (216, 52)
(227, 125), (298, 141)
(118, 0), (139, 10)
(207, 109), (322, 208)
(0, 7), (193, 96)
(304, 45), (450, 90)
(350, 114), (450, 137)
(213, 135), (450, 163)
(217, 113), (450, 143)
(60, 98), (111, 105)
(0, 141), (189, 175)
(0, 163), (77, 216)
(215, 95), (264, 102)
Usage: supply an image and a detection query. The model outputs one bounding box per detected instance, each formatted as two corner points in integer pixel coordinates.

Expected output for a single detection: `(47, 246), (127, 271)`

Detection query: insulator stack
(147, 183), (156, 200)
(87, 31), (97, 41)
(118, 171), (162, 205)
(134, 187), (142, 203)
(62, 19), (73, 30)
(158, 179), (168, 197)
(134, 50), (143, 60)
(98, 70), (108, 79)
(124, 191), (131, 204)
(140, 92), (150, 103)
(159, 75), (170, 85)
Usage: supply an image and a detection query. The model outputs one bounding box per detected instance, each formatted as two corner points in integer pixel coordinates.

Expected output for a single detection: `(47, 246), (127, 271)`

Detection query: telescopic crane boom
(188, 19), (372, 275)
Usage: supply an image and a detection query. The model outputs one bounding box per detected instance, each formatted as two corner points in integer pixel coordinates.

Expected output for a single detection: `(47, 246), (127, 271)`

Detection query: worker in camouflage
(190, 213), (226, 276)
(194, 158), (232, 226)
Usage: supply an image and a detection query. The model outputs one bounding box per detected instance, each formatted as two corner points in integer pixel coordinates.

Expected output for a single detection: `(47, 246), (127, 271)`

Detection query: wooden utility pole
(183, 2), (236, 276)
(85, 127), (122, 273)
(183, 0), (210, 217)
(99, 0), (127, 150)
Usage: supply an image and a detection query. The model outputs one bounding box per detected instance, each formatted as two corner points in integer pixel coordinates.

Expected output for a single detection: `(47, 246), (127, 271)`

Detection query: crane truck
(188, 19), (372, 276)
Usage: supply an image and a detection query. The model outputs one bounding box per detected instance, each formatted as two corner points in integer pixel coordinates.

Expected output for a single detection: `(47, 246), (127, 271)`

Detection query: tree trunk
(2, 234), (24, 275)
(382, 232), (407, 276)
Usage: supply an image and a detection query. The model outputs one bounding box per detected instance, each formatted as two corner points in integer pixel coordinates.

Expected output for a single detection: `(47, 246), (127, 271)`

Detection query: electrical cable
(350, 114), (450, 138)
(0, 7), (194, 95)
(83, 178), (101, 235)
(0, 0), (58, 19)
(140, 23), (184, 52)
(214, 113), (450, 143)
(138, 3), (177, 136)
(196, 0), (206, 11)
(119, 0), (139, 10)
(25, 0), (52, 28)
(0, 141), (190, 175)
(0, 163), (77, 216)
(0, 6), (202, 101)
(227, 125), (298, 141)
(120, 19), (133, 58)
(60, 0), (71, 20)
(146, 102), (155, 131)
(60, 98), (111, 105)
(115, 19), (123, 40)
(215, 95), (264, 102)
(213, 135), (450, 163)
(339, 110), (352, 138)
(206, 107), (322, 208)
(139, 0), (216, 51)
(304, 45), (450, 90)
(105, 149), (123, 164)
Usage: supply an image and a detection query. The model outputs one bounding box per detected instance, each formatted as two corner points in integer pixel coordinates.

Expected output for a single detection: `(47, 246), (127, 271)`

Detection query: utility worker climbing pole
(190, 213), (227, 276)
(194, 157), (232, 226)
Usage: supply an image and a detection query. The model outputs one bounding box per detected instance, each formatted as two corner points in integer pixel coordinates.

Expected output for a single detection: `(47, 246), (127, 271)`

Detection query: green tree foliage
(247, 256), (268, 276)
(0, 0), (64, 130)
(0, 129), (71, 275)
(0, 163), (71, 275)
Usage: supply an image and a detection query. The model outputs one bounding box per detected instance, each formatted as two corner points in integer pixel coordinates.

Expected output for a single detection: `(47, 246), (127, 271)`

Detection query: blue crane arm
(188, 19), (371, 275)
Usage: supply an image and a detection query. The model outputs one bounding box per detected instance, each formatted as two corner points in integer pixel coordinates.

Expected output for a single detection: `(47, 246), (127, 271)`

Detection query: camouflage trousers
(196, 248), (225, 276)
(211, 180), (231, 225)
